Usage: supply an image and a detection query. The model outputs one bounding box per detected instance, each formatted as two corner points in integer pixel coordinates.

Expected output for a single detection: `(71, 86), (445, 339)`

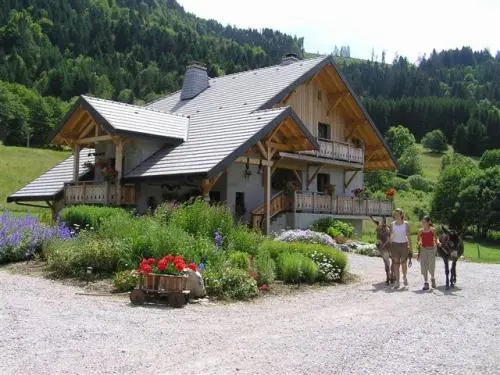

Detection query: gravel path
(1, 254), (499, 375)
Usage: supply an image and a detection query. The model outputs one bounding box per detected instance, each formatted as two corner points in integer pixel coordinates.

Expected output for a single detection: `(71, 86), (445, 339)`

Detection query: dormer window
(318, 122), (331, 140)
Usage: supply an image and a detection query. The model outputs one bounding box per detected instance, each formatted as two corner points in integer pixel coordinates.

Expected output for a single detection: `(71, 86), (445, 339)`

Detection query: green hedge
(278, 252), (318, 283)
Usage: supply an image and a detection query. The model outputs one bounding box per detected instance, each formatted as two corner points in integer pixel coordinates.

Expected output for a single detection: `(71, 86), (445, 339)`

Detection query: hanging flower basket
(385, 187), (396, 200)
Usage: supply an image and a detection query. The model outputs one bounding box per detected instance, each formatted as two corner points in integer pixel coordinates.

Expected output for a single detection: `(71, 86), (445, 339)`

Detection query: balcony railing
(301, 138), (364, 165)
(64, 182), (136, 206)
(294, 191), (393, 216)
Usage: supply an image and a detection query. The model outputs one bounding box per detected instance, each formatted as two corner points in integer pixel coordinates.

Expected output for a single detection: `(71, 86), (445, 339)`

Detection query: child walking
(417, 216), (439, 290)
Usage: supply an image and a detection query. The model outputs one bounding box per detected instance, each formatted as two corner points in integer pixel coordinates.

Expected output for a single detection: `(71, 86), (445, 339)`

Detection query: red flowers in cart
(138, 254), (197, 275)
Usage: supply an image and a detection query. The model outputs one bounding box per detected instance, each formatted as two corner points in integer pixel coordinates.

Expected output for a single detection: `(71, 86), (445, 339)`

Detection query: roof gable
(50, 96), (189, 145)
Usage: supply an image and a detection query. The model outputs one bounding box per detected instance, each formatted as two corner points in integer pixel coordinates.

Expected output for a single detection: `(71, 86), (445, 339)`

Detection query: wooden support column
(72, 144), (80, 182)
(263, 149), (272, 235)
(114, 138), (124, 205)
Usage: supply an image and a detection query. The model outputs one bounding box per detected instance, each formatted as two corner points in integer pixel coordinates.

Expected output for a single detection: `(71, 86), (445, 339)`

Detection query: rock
(340, 245), (350, 252)
(184, 269), (206, 298)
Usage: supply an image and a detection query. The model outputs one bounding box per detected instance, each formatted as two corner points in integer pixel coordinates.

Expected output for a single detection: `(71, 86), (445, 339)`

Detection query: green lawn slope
(0, 145), (69, 215)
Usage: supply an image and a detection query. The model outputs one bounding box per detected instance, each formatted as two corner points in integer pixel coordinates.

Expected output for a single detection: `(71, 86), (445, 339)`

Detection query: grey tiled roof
(7, 149), (94, 202)
(126, 106), (315, 178)
(81, 96), (189, 141)
(125, 56), (328, 178)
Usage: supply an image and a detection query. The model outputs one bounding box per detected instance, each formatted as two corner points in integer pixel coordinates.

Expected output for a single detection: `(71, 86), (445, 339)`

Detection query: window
(318, 122), (331, 140)
(235, 192), (245, 217)
(317, 173), (330, 193)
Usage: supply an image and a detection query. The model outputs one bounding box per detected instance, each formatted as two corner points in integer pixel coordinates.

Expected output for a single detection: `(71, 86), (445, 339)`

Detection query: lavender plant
(0, 210), (73, 263)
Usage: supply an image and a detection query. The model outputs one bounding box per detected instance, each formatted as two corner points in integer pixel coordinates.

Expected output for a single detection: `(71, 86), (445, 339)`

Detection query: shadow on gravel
(411, 285), (464, 297)
(127, 303), (177, 310)
(370, 282), (408, 293)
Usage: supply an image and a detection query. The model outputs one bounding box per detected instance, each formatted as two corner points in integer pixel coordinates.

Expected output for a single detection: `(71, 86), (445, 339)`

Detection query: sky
(177, 0), (500, 63)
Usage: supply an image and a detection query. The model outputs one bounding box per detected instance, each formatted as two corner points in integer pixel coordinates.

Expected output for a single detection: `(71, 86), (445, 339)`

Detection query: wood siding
(277, 80), (346, 141)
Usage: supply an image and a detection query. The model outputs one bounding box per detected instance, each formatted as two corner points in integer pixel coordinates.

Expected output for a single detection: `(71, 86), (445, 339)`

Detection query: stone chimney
(180, 64), (209, 100)
(281, 53), (300, 65)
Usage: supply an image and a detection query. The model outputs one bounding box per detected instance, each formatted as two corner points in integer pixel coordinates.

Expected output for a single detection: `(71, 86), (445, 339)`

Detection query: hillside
(1, 0), (499, 160)
(0, 145), (69, 215)
(0, 0), (303, 147)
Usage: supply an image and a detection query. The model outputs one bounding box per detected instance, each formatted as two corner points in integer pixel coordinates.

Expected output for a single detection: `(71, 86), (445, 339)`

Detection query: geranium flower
(174, 262), (185, 272)
(146, 258), (156, 265)
(165, 255), (175, 264)
(157, 258), (167, 271)
(187, 262), (197, 272)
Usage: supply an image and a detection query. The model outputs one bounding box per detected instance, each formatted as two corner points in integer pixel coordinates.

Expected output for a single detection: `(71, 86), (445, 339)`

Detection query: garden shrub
(113, 270), (139, 292)
(153, 201), (179, 223)
(204, 266), (258, 300)
(277, 252), (318, 283)
(253, 248), (276, 286)
(310, 218), (353, 238)
(228, 251), (250, 270)
(45, 233), (130, 277)
(227, 225), (264, 255)
(258, 240), (347, 282)
(408, 175), (434, 192)
(60, 205), (130, 231)
(169, 199), (234, 243)
(392, 176), (410, 191)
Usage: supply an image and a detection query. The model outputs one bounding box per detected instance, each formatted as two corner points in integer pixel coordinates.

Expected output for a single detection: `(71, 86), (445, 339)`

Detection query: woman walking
(417, 216), (439, 290)
(390, 208), (413, 289)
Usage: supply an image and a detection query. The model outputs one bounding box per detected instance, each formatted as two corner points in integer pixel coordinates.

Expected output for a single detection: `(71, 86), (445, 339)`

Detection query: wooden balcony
(64, 182), (136, 206)
(301, 138), (364, 165)
(294, 191), (393, 216)
(251, 190), (393, 229)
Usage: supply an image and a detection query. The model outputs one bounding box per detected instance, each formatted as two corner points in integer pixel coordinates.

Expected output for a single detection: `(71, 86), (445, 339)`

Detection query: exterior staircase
(251, 191), (291, 229)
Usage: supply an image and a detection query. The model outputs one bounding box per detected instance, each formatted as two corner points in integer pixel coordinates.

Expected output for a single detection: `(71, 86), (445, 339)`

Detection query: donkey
(437, 226), (464, 290)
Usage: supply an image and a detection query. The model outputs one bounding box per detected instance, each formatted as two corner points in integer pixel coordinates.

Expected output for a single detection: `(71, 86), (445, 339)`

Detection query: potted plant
(352, 187), (365, 199)
(95, 159), (107, 169)
(138, 255), (196, 291)
(385, 187), (396, 200)
(101, 167), (118, 183)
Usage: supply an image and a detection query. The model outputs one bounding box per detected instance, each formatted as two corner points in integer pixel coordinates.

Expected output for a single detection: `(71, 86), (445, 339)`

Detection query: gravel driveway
(1, 254), (499, 375)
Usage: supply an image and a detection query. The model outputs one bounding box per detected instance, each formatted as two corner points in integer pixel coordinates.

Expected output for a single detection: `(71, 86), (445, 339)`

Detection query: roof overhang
(260, 55), (398, 171)
(49, 96), (188, 147)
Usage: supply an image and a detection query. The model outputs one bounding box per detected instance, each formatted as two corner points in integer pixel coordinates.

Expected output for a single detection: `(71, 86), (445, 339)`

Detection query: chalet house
(8, 55), (397, 234)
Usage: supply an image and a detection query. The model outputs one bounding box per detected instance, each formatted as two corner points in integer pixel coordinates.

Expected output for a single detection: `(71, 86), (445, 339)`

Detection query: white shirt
(392, 221), (408, 243)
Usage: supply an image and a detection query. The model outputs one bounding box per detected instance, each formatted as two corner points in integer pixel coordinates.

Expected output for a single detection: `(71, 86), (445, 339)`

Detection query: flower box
(141, 273), (188, 292)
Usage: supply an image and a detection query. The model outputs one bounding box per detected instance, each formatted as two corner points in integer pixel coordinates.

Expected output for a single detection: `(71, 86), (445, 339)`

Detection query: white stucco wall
(226, 163), (265, 223)
(344, 170), (364, 196)
(303, 165), (346, 195)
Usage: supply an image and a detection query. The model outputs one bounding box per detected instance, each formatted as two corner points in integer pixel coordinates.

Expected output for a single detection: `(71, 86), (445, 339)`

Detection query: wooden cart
(130, 273), (190, 308)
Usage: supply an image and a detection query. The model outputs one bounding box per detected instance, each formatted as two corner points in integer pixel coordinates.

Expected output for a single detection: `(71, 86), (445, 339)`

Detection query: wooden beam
(75, 135), (113, 144)
(235, 157), (273, 167)
(256, 141), (268, 160)
(344, 170), (360, 189)
(115, 140), (124, 205)
(327, 92), (350, 115)
(346, 118), (368, 127)
(345, 123), (361, 141)
(307, 165), (322, 188)
(267, 125), (283, 144)
(78, 118), (95, 139)
(72, 144), (80, 182)
(364, 146), (384, 152)
(201, 173), (223, 195)
(293, 169), (303, 185)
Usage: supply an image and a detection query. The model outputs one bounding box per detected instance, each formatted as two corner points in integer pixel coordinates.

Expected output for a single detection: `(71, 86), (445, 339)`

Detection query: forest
(1, 0), (499, 158)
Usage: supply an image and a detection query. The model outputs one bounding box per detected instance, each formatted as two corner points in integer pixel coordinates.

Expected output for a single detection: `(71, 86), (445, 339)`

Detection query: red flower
(259, 284), (269, 291)
(187, 262), (197, 272)
(174, 255), (184, 264)
(175, 262), (185, 272)
(139, 260), (152, 274)
(157, 258), (167, 272)
(165, 255), (175, 264)
(146, 258), (156, 265)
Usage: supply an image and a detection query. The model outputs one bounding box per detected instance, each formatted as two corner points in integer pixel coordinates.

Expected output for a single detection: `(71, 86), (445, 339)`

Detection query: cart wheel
(130, 289), (146, 305)
(168, 292), (185, 308)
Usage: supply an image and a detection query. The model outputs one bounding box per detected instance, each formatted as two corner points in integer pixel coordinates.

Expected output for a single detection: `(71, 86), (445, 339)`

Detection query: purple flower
(214, 230), (223, 249)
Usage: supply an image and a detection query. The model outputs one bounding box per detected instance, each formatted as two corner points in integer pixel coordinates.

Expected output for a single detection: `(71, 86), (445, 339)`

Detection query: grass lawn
(0, 145), (69, 216)
(463, 241), (500, 264)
